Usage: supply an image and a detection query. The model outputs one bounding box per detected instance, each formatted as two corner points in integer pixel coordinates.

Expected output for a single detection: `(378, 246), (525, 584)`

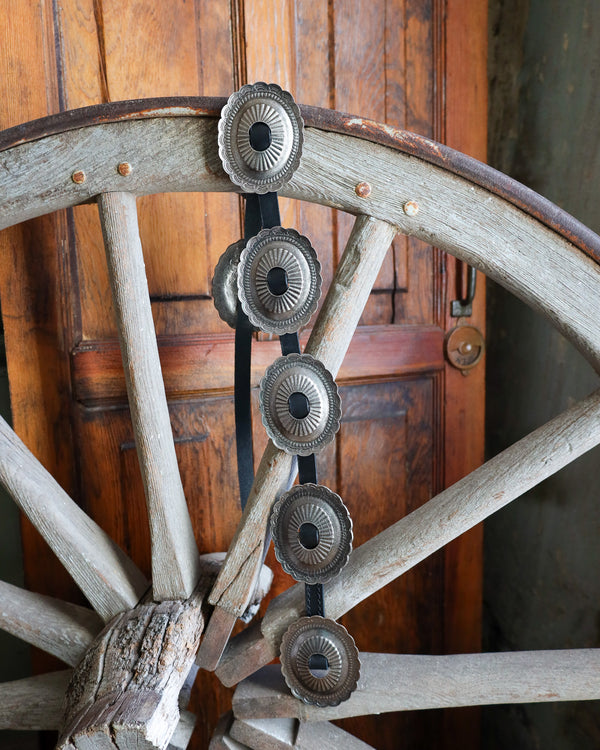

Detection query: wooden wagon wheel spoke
(0, 671), (73, 730)
(0, 579), (102, 666)
(99, 190), (200, 601)
(0, 414), (147, 620)
(232, 650), (600, 721)
(211, 710), (375, 750)
(198, 215), (397, 669)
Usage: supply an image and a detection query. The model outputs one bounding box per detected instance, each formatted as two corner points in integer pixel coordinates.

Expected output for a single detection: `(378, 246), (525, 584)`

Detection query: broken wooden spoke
(0, 415), (148, 621)
(58, 583), (206, 749)
(0, 579), (102, 666)
(199, 215), (397, 670)
(217, 388), (600, 684)
(0, 671), (72, 730)
(232, 650), (600, 721)
(99, 191), (200, 602)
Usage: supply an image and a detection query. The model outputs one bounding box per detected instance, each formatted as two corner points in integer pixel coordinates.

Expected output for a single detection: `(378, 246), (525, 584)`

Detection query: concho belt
(213, 82), (360, 707)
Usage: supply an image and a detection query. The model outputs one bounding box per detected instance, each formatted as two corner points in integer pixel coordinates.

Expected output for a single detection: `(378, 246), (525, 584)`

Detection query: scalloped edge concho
(218, 82), (304, 194)
(259, 353), (341, 456)
(238, 227), (321, 335)
(280, 616), (361, 706)
(212, 238), (248, 329)
(270, 483), (353, 584)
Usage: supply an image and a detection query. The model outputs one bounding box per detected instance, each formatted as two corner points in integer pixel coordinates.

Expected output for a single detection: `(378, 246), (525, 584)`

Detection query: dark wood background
(0, 1), (487, 748)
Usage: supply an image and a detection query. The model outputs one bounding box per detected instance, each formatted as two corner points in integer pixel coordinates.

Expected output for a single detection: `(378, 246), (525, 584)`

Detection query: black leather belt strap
(277, 324), (323, 616)
(234, 306), (254, 510)
(235, 192), (281, 509)
(234, 190), (324, 617)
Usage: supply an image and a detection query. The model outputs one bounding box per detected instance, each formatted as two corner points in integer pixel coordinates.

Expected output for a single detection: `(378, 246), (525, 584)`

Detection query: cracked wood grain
(232, 651), (600, 720)
(99, 191), (200, 602)
(0, 415), (148, 621)
(0, 579), (102, 666)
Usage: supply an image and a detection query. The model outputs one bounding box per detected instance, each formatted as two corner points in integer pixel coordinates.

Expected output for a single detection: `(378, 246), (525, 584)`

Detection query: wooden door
(0, 2), (486, 748)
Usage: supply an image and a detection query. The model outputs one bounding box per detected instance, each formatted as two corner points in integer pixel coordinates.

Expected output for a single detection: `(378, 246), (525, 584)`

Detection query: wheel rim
(0, 98), (599, 747)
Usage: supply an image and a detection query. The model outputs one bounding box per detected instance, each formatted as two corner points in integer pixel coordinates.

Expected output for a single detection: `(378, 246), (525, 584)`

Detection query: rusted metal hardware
(403, 199), (420, 216)
(445, 324), (485, 371)
(355, 181), (372, 198)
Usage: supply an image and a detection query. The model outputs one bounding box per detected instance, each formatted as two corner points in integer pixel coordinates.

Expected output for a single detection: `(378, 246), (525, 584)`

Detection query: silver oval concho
(238, 227), (321, 335)
(218, 82), (304, 194)
(280, 616), (360, 706)
(259, 353), (341, 456)
(270, 484), (352, 584)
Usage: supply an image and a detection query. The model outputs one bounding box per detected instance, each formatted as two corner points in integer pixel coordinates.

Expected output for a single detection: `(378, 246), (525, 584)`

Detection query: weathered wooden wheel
(1, 96), (600, 749)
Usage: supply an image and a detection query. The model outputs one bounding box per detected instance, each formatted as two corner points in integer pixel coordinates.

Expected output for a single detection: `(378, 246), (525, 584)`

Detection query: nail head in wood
(403, 200), (419, 216)
(354, 181), (371, 198)
(117, 162), (132, 176)
(71, 170), (86, 184)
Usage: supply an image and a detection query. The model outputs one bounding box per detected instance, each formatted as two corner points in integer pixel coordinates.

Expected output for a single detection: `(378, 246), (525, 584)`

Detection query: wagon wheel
(1, 95), (600, 749)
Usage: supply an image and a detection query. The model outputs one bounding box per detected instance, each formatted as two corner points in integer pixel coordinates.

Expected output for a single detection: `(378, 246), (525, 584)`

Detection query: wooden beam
(217, 388), (600, 685)
(168, 711), (196, 750)
(232, 650), (600, 721)
(198, 216), (397, 670)
(99, 191), (200, 601)
(209, 712), (249, 750)
(230, 716), (374, 749)
(0, 415), (148, 621)
(3, 116), (600, 374)
(0, 579), (102, 666)
(0, 671), (72, 730)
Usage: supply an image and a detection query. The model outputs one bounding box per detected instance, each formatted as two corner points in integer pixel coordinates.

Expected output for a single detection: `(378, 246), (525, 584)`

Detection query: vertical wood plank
(244, 0), (298, 230)
(332, 0), (395, 306)
(443, 0), (487, 750)
(442, 0), (487, 746)
(99, 191), (200, 600)
(293, 0), (337, 297)
(337, 379), (443, 748)
(0, 1), (84, 667)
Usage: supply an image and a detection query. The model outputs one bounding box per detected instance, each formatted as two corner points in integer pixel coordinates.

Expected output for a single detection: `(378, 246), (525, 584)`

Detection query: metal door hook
(451, 265), (477, 317)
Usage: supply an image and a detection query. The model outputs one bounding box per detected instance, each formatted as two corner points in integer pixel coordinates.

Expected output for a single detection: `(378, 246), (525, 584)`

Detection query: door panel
(0, 2), (486, 748)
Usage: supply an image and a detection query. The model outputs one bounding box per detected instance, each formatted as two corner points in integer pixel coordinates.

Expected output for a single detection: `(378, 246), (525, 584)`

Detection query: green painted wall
(486, 1), (600, 747)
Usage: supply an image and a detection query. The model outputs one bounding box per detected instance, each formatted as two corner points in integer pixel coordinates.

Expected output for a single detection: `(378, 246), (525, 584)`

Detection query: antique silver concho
(270, 484), (352, 584)
(280, 616), (360, 706)
(211, 239), (247, 329)
(218, 82), (304, 193)
(237, 227), (321, 335)
(259, 353), (341, 456)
